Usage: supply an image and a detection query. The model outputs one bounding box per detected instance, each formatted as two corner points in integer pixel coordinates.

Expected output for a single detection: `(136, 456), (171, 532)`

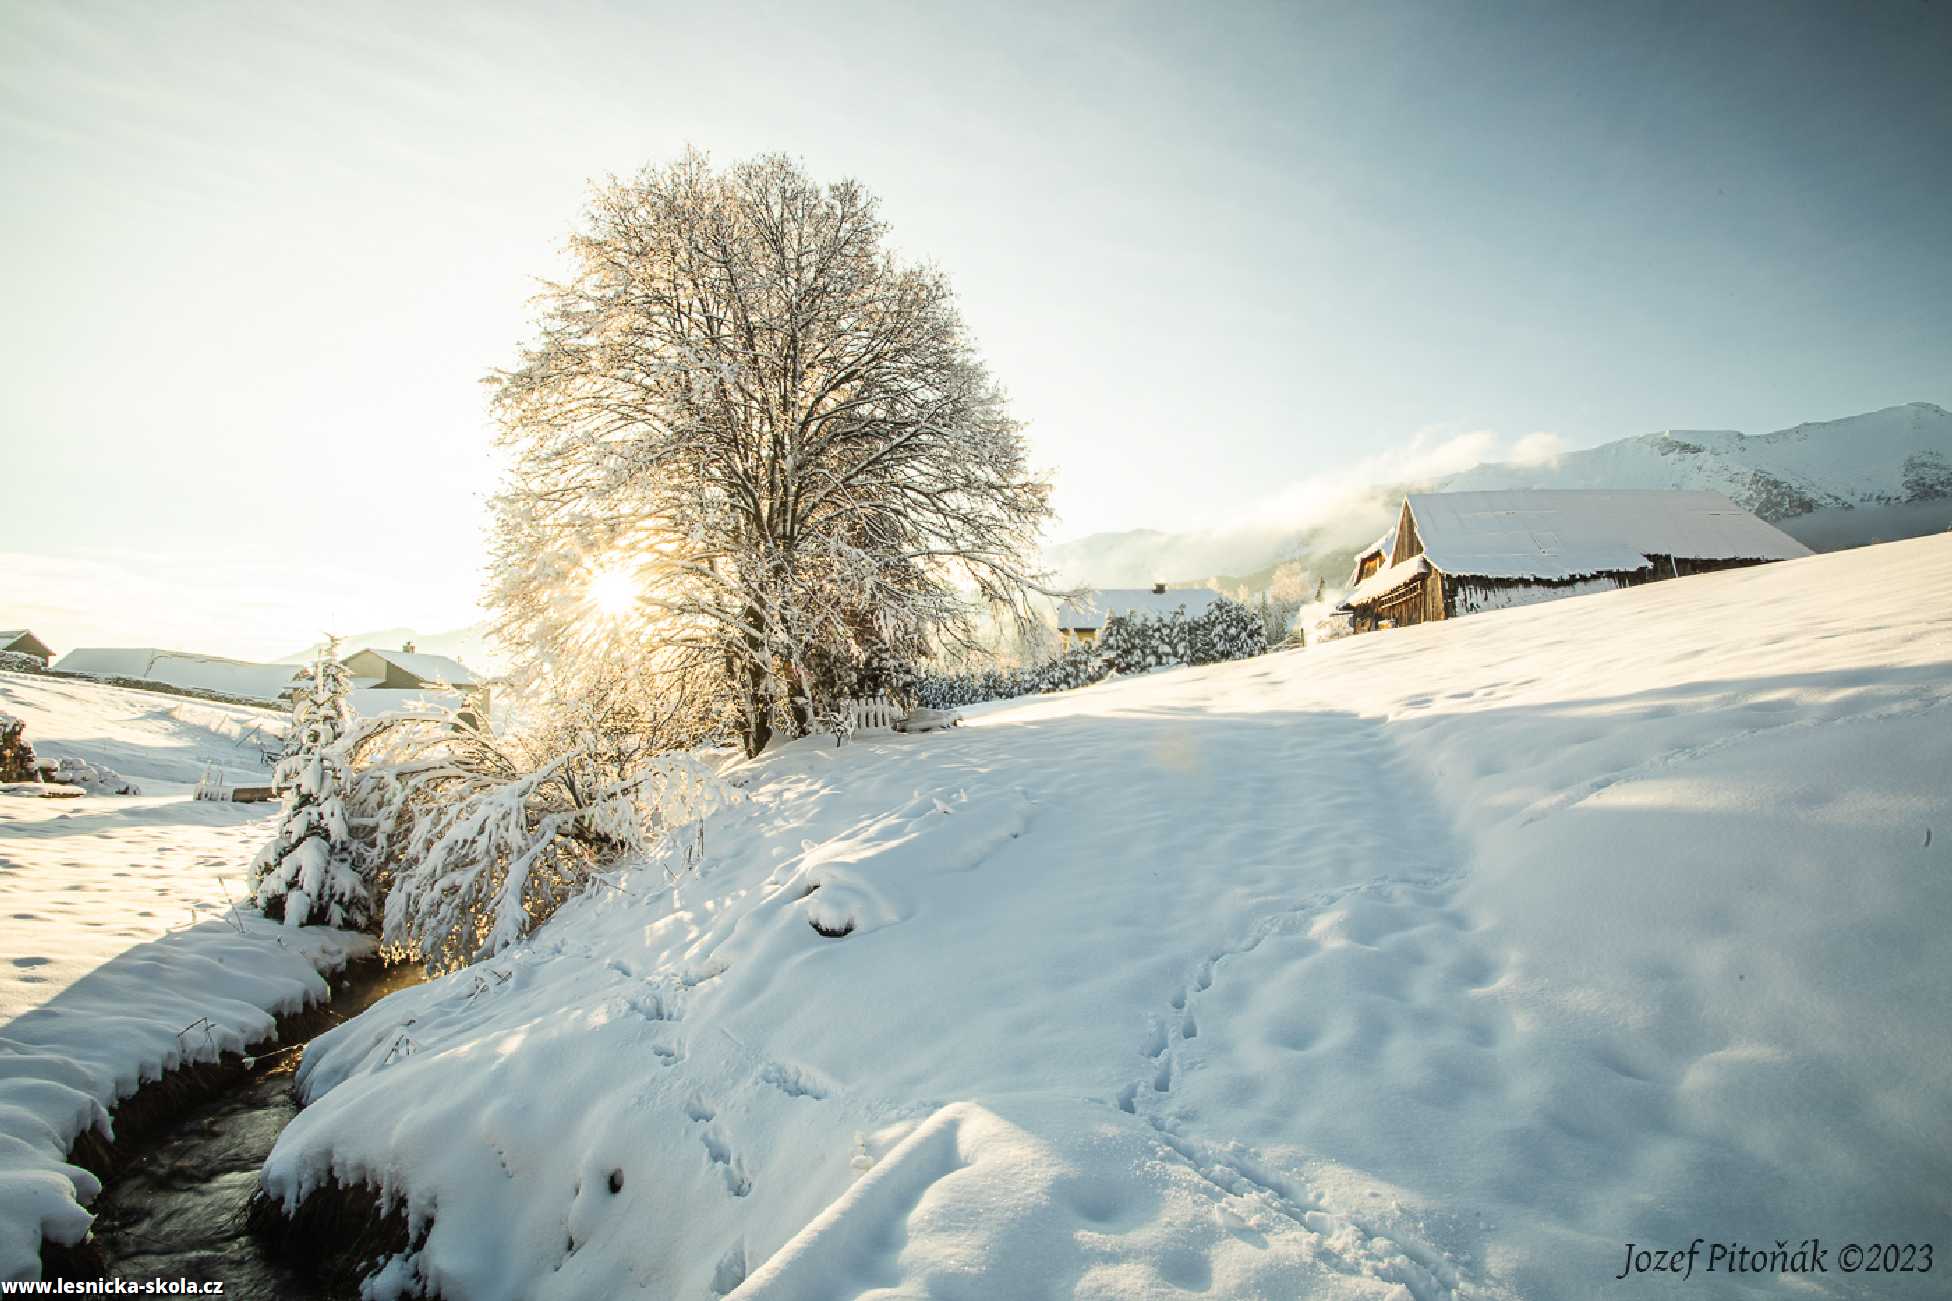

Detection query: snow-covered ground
(265, 535), (1952, 1299)
(0, 671), (286, 795)
(0, 671), (372, 1282)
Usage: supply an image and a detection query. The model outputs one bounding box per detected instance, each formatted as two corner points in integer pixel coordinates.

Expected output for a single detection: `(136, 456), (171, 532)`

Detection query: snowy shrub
(49, 756), (140, 795)
(913, 598), (1267, 708)
(0, 650), (43, 674)
(344, 699), (736, 975)
(911, 644), (1103, 709)
(252, 650), (369, 929)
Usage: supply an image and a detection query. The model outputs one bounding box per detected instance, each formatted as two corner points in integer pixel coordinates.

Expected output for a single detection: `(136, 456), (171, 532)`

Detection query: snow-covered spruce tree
(253, 648), (368, 928)
(488, 150), (1055, 756)
(1099, 609), (1191, 674)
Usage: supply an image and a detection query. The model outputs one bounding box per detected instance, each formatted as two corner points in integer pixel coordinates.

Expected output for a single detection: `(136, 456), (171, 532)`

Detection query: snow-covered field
(0, 671), (371, 1281)
(0, 671), (286, 795)
(264, 535), (1952, 1299)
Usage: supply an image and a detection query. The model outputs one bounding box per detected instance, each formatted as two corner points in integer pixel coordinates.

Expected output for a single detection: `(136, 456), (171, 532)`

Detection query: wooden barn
(1340, 490), (1813, 633)
(0, 629), (54, 666)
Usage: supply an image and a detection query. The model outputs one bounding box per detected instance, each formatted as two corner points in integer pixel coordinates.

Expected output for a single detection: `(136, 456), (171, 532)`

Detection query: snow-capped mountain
(1440, 401), (1952, 543)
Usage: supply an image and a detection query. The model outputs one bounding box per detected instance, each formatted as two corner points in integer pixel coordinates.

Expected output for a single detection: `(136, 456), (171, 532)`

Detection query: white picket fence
(844, 693), (902, 733)
(193, 764), (228, 801)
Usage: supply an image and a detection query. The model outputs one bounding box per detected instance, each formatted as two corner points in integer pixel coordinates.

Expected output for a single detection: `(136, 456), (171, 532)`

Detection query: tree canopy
(489, 150), (1053, 755)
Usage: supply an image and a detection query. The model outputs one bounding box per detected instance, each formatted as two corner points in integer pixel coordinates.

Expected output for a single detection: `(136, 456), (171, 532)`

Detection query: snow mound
(45, 757), (138, 797)
(267, 535), (1952, 1299)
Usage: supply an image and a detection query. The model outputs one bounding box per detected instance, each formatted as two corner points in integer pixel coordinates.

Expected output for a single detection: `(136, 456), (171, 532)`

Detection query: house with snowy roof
(0, 629), (54, 666)
(1340, 490), (1812, 633)
(1057, 584), (1226, 652)
(340, 644), (490, 726)
(341, 644), (481, 692)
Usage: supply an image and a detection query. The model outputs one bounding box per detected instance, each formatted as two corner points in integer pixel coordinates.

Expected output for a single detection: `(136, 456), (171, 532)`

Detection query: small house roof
(1403, 490), (1811, 582)
(0, 630), (53, 659)
(1057, 587), (1225, 631)
(348, 647), (481, 687)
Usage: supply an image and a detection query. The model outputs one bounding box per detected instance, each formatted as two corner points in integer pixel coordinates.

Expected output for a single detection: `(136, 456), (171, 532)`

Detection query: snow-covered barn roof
(52, 648), (302, 700)
(1341, 555), (1430, 609)
(348, 647), (481, 687)
(1057, 588), (1225, 631)
(1403, 490), (1812, 582)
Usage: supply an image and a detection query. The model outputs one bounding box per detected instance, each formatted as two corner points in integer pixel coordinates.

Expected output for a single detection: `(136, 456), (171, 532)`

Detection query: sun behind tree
(488, 150), (1056, 756)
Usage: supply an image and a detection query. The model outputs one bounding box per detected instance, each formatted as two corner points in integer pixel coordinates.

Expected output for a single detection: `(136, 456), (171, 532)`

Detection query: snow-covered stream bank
(0, 672), (380, 1283)
(69, 960), (425, 1295)
(258, 536), (1952, 1300)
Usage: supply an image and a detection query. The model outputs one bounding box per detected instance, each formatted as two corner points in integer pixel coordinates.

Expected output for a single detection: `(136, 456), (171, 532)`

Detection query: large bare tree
(489, 150), (1054, 755)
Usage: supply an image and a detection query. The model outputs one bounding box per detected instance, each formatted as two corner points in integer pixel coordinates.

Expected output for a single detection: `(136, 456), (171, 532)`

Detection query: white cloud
(1509, 430), (1568, 465)
(1045, 424), (1596, 589)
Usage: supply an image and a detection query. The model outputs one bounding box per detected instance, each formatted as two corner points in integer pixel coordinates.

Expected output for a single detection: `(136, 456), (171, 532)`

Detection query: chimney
(1152, 582), (1166, 595)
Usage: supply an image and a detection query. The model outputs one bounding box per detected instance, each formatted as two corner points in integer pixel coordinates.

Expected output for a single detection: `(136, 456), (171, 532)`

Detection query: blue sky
(3, 0), (1947, 658)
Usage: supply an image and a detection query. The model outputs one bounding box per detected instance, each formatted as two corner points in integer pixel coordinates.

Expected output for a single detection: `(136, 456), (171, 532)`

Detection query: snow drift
(265, 535), (1952, 1299)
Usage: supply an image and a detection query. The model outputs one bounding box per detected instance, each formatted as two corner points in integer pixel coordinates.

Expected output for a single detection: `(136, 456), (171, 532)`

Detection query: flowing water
(82, 960), (425, 1298)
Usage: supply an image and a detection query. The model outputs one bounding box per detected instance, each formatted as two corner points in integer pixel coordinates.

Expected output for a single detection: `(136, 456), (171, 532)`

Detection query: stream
(81, 960), (426, 1297)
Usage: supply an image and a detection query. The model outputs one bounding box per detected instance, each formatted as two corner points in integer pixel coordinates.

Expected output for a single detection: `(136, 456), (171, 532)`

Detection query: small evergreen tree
(1100, 608), (1191, 673)
(253, 645), (369, 929)
(1186, 596), (1268, 664)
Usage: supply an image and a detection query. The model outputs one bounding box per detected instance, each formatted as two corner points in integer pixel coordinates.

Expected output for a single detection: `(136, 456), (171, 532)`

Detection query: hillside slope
(0, 671), (283, 792)
(266, 537), (1952, 1300)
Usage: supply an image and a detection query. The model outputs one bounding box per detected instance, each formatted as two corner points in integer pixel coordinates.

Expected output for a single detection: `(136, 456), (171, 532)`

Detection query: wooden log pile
(0, 713), (39, 782)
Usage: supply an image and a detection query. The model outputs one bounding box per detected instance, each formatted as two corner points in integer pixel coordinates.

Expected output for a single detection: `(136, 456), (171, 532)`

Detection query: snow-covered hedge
(914, 597), (1268, 708)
